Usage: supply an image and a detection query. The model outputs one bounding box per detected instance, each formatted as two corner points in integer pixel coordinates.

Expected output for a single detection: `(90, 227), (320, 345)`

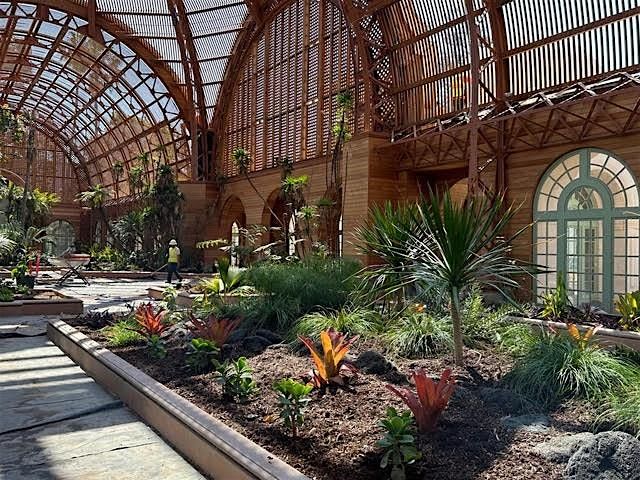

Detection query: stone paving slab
(0, 333), (205, 479)
(0, 408), (204, 480)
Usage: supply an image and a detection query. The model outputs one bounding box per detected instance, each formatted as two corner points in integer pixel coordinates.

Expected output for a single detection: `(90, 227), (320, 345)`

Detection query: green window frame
(534, 148), (640, 311)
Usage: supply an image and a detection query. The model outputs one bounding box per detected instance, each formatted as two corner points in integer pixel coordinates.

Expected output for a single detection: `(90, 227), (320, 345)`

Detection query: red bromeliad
(188, 314), (240, 347)
(133, 303), (168, 337)
(299, 328), (358, 388)
(387, 368), (456, 433)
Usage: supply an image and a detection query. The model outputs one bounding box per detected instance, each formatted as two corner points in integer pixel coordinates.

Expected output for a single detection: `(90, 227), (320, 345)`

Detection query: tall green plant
(355, 201), (418, 309)
(76, 184), (116, 245)
(362, 191), (536, 366)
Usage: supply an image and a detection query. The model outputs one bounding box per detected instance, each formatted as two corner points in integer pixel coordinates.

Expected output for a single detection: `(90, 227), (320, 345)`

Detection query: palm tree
(76, 185), (115, 245)
(232, 148), (283, 229)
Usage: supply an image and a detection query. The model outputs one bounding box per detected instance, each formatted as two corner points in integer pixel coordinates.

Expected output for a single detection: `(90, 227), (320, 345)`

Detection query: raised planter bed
(47, 320), (309, 480)
(0, 270), (210, 280)
(147, 286), (252, 306)
(0, 289), (83, 316)
(508, 316), (640, 351)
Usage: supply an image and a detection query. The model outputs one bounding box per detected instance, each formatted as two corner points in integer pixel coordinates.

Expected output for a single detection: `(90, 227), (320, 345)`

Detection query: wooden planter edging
(507, 316), (640, 351)
(0, 290), (83, 317)
(147, 287), (250, 306)
(47, 320), (309, 480)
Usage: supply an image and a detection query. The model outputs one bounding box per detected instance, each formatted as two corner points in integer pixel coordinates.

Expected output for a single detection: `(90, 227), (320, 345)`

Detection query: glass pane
(566, 187), (603, 210)
(565, 220), (604, 307)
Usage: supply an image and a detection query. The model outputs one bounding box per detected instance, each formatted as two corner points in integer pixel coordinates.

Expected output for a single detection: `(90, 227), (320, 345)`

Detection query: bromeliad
(299, 327), (358, 388)
(387, 368), (456, 433)
(567, 323), (600, 351)
(188, 314), (240, 348)
(132, 303), (169, 337)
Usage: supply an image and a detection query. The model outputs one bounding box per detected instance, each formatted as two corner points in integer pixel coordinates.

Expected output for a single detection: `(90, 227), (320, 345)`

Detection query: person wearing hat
(166, 239), (183, 284)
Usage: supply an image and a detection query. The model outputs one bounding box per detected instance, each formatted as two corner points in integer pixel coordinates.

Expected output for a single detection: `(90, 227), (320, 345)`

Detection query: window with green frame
(534, 148), (640, 311)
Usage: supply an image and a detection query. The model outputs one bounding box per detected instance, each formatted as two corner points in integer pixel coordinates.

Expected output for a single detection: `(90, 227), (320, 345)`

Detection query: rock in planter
(354, 350), (407, 384)
(533, 432), (595, 463)
(240, 335), (273, 354)
(255, 329), (283, 344)
(564, 431), (640, 480)
(478, 387), (535, 414)
(500, 414), (550, 433)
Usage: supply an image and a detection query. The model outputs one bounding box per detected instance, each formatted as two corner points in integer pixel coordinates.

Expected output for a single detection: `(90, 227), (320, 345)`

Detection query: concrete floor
(0, 280), (205, 480)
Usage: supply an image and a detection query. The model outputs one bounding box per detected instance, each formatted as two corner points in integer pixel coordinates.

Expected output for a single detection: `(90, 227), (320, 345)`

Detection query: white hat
(169, 239), (178, 246)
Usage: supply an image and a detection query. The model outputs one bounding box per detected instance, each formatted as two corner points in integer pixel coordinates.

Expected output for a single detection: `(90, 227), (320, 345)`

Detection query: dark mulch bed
(70, 318), (593, 480)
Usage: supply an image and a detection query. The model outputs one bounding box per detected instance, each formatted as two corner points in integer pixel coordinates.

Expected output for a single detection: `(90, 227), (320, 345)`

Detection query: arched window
(288, 215), (297, 257)
(230, 222), (240, 267)
(46, 220), (76, 257)
(534, 149), (640, 310)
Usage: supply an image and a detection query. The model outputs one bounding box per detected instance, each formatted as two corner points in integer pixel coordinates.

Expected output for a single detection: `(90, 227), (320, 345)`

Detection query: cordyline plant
(299, 328), (358, 388)
(387, 368), (456, 433)
(188, 314), (240, 348)
(357, 190), (538, 366)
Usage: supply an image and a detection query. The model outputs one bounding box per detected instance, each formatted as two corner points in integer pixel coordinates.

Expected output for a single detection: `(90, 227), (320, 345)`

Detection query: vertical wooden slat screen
(222, 0), (358, 177)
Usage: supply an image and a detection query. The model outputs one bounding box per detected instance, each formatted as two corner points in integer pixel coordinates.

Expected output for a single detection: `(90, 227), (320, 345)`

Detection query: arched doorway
(534, 148), (640, 310)
(46, 220), (76, 257)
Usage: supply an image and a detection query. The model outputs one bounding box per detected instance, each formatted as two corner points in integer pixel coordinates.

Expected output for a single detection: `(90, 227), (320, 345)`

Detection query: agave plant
(387, 368), (456, 433)
(299, 328), (358, 387)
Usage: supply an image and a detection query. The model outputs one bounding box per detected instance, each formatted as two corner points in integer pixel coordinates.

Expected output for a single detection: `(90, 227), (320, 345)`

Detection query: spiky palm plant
(76, 184), (116, 245)
(360, 191), (536, 366)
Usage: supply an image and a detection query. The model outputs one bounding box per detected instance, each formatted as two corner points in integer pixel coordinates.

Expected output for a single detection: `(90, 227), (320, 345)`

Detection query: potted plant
(11, 260), (35, 289)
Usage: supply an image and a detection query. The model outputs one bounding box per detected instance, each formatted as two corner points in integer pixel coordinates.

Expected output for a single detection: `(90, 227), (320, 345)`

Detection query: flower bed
(65, 314), (598, 480)
(0, 289), (83, 316)
(508, 316), (640, 351)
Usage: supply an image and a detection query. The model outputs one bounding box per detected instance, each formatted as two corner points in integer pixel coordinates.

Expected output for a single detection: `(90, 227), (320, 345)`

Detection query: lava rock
(255, 329), (283, 344)
(532, 432), (595, 463)
(226, 328), (248, 344)
(354, 350), (407, 384)
(564, 431), (640, 480)
(240, 335), (273, 354)
(500, 414), (550, 433)
(354, 350), (393, 374)
(478, 387), (535, 414)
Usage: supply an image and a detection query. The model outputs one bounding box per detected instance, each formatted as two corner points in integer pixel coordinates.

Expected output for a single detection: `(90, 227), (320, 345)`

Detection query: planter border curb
(507, 316), (640, 351)
(47, 319), (309, 480)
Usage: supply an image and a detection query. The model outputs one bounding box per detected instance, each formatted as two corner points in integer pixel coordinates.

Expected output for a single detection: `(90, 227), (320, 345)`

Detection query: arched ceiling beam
(3, 0), (190, 118)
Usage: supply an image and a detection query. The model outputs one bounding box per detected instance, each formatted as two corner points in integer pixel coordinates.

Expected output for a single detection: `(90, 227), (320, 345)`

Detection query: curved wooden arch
(0, 168), (25, 186)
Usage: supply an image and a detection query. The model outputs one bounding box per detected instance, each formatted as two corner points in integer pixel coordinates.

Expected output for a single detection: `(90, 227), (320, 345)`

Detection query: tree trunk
(245, 173), (283, 229)
(20, 125), (36, 230)
(450, 287), (464, 366)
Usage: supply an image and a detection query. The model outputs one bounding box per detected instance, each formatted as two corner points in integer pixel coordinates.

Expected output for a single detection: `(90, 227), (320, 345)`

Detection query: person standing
(166, 239), (183, 284)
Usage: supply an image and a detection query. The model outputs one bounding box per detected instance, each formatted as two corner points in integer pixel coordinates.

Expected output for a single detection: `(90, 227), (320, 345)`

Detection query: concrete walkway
(0, 284), (205, 480)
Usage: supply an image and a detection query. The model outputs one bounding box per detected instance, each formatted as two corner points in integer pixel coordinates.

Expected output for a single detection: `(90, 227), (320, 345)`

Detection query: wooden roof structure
(1, 0), (639, 200)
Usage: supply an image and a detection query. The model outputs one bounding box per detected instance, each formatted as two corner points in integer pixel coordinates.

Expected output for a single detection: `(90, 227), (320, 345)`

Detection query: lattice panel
(223, 0), (360, 176)
(503, 0), (640, 96)
(0, 129), (79, 204)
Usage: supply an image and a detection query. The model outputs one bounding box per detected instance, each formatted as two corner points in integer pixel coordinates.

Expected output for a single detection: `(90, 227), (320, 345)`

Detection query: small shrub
(245, 258), (360, 332)
(293, 307), (381, 340)
(147, 334), (167, 359)
(299, 328), (358, 388)
(213, 357), (257, 401)
(162, 286), (179, 312)
(463, 287), (533, 356)
(102, 318), (143, 347)
(597, 380), (640, 436)
(505, 327), (634, 406)
(615, 291), (640, 331)
(188, 314), (240, 348)
(274, 378), (313, 438)
(387, 368), (456, 433)
(186, 338), (219, 373)
(384, 308), (452, 358)
(0, 286), (14, 302)
(377, 407), (421, 480)
(540, 274), (570, 320)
